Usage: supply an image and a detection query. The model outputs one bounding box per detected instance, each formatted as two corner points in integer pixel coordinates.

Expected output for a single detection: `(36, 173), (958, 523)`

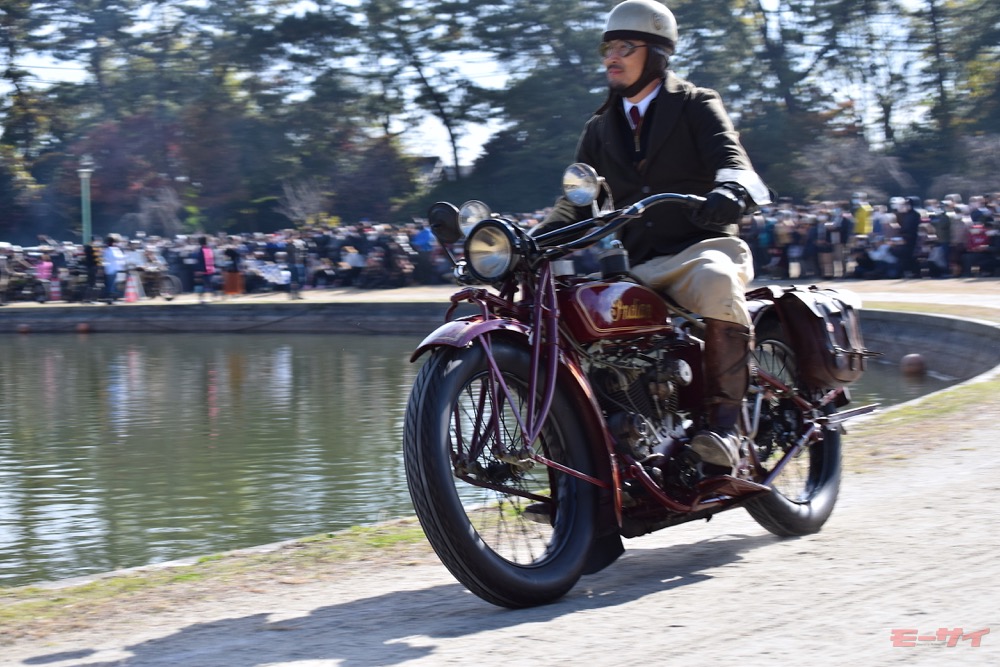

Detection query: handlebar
(533, 192), (706, 257)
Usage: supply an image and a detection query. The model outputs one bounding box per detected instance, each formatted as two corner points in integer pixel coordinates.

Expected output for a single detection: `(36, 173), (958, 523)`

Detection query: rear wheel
(403, 338), (598, 608)
(158, 274), (182, 301)
(744, 319), (841, 536)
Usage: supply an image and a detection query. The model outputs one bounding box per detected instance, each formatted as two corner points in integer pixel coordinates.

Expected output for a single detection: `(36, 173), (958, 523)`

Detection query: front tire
(403, 338), (598, 608)
(744, 319), (841, 536)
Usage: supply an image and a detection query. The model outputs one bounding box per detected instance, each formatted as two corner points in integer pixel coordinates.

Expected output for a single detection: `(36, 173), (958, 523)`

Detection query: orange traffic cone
(133, 271), (146, 299)
(124, 272), (139, 303)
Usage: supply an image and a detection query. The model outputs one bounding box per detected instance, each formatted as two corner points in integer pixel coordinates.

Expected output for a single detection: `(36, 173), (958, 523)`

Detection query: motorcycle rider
(0, 243), (9, 306)
(532, 0), (771, 473)
(101, 235), (126, 303)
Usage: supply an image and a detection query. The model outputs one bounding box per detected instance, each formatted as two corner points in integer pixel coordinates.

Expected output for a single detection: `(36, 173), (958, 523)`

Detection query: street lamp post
(77, 155), (94, 244)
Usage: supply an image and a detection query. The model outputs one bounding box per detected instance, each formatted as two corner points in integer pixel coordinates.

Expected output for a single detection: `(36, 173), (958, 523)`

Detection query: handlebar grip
(624, 193), (706, 217)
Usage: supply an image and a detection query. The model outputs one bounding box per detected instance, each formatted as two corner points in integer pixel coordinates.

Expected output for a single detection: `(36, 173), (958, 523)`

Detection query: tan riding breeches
(629, 236), (754, 327)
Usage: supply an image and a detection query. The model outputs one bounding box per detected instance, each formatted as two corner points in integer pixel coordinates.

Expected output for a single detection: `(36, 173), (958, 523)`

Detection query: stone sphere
(900, 353), (927, 376)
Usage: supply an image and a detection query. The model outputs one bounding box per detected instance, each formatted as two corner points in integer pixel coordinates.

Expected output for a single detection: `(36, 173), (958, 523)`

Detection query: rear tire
(403, 338), (598, 608)
(159, 274), (181, 301)
(744, 319), (841, 536)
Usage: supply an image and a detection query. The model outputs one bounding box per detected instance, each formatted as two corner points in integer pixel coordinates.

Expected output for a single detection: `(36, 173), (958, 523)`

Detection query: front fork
(474, 266), (610, 491)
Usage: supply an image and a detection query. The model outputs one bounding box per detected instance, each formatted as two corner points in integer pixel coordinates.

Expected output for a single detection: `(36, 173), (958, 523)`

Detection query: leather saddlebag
(775, 286), (870, 388)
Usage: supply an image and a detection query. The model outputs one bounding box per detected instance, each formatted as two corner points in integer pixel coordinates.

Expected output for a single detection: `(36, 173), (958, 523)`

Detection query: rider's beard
(610, 54), (667, 100)
(612, 70), (661, 99)
(608, 79), (630, 95)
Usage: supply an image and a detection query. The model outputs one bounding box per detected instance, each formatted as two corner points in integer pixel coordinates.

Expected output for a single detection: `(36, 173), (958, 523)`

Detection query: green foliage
(335, 136), (422, 223)
(0, 0), (997, 240)
(0, 145), (41, 238)
(948, 0), (1000, 133)
(414, 64), (601, 215)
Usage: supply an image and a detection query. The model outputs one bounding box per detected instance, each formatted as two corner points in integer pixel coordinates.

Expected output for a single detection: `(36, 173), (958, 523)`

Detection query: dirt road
(4, 279), (1000, 666)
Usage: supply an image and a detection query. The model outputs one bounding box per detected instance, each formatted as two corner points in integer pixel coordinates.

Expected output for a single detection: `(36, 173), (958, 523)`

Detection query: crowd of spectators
(739, 192), (1000, 281)
(2, 190), (999, 305)
(0, 223), (452, 304)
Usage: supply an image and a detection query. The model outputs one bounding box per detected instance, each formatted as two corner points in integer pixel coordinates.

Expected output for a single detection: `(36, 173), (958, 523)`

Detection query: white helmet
(603, 0), (678, 54)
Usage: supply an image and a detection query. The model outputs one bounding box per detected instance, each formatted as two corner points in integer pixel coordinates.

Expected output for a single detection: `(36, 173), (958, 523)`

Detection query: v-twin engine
(584, 335), (702, 462)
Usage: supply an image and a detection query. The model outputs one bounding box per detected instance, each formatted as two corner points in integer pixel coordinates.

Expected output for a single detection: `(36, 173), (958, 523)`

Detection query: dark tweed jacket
(539, 71), (760, 265)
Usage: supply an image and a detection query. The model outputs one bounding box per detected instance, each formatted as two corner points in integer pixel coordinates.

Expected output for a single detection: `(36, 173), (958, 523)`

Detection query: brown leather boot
(690, 318), (752, 470)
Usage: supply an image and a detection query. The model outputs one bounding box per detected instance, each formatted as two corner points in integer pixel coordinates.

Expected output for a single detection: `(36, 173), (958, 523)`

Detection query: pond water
(0, 333), (953, 587)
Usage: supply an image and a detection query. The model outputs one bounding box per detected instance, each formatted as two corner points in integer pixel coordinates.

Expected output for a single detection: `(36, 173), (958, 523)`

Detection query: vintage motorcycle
(2, 268), (50, 303)
(136, 267), (183, 301)
(403, 164), (878, 608)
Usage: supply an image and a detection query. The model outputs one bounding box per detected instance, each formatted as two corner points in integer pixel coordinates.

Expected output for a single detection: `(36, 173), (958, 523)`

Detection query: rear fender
(748, 299), (778, 331)
(746, 285), (780, 329)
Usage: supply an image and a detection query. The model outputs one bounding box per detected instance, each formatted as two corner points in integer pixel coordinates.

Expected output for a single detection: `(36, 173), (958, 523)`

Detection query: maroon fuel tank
(558, 281), (673, 344)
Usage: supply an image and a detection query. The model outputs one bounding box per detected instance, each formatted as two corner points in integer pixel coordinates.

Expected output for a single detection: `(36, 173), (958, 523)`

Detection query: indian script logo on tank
(610, 298), (654, 322)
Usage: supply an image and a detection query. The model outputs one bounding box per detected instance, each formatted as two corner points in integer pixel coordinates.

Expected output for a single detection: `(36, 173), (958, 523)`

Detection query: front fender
(411, 317), (624, 562)
(410, 316), (530, 362)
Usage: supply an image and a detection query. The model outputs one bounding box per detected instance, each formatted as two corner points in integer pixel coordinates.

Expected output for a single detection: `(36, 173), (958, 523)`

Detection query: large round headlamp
(465, 219), (520, 283)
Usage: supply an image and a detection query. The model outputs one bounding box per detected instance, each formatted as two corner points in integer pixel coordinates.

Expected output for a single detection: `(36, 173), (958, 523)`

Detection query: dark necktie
(629, 106), (642, 152)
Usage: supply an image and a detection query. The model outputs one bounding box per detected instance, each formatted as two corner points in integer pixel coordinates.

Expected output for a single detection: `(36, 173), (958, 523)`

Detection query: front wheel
(744, 319), (841, 536)
(403, 338), (598, 608)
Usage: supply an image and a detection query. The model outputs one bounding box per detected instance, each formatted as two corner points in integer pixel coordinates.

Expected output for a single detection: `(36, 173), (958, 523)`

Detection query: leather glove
(695, 182), (748, 232)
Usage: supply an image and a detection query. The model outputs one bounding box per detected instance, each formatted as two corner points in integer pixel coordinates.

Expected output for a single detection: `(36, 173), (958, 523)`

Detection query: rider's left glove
(695, 182), (748, 232)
